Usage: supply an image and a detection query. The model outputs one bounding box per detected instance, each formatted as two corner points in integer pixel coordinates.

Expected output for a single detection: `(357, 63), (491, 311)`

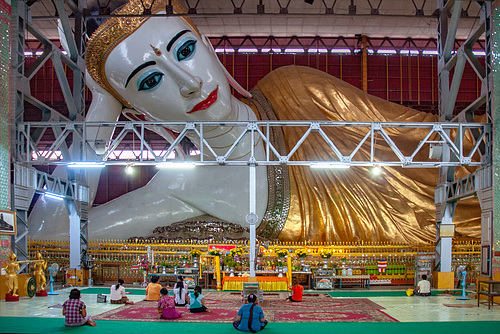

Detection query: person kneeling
(158, 288), (182, 319)
(233, 294), (268, 332)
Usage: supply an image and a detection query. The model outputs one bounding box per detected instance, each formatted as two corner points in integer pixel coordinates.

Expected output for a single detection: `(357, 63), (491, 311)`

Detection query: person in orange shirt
(286, 281), (303, 302)
(145, 275), (162, 301)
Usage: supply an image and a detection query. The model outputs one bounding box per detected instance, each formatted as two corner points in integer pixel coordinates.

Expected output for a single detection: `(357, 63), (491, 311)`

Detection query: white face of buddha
(105, 15), (234, 122)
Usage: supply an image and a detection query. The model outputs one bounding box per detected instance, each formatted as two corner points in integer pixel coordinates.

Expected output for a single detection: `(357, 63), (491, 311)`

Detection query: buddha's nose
(180, 76), (203, 98)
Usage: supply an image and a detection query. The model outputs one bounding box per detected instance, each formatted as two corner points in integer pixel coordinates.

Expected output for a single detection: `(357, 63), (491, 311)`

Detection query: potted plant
(295, 248), (309, 270)
(160, 261), (167, 274)
(190, 249), (202, 258)
(180, 255), (190, 267)
(190, 249), (202, 268)
(275, 248), (289, 258)
(295, 248), (308, 258)
(139, 258), (156, 285)
(274, 259), (285, 277)
(319, 248), (333, 269)
(230, 247), (244, 257)
(223, 259), (237, 277)
(208, 248), (223, 257)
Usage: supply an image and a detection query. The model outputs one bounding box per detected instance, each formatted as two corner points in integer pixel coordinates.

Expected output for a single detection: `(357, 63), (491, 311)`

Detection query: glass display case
(313, 269), (335, 290)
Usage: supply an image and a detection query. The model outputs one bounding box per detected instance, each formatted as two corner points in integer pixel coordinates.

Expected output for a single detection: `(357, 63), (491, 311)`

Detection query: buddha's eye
(137, 71), (164, 92)
(176, 40), (196, 61)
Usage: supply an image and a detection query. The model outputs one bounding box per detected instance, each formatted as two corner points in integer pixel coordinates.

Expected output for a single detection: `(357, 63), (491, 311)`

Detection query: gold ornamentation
(248, 89), (290, 239)
(86, 0), (200, 107)
(5, 252), (20, 296)
(33, 252), (47, 292)
(150, 44), (162, 56)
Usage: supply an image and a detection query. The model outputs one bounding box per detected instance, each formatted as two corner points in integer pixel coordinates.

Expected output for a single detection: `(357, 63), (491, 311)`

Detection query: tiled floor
(1, 288), (499, 322)
(373, 296), (500, 322)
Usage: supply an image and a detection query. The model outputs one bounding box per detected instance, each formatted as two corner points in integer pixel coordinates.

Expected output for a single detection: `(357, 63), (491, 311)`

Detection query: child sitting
(158, 288), (182, 319)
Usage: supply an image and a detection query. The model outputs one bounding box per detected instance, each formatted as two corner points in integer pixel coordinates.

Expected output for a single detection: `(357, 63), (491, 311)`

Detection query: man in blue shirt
(233, 294), (268, 332)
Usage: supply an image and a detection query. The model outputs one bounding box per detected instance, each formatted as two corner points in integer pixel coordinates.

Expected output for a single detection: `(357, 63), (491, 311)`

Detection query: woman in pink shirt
(158, 288), (182, 319)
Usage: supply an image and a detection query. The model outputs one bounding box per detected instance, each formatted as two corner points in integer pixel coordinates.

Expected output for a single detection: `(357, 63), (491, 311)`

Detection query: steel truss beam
(16, 120), (491, 168)
(11, 0), (88, 270)
(210, 35), (485, 53)
(13, 163), (89, 204)
(435, 0), (493, 275)
(24, 36), (486, 55)
(35, 0), (479, 19)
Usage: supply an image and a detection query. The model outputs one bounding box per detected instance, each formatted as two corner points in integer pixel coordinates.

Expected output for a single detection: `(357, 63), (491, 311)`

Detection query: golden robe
(252, 66), (480, 243)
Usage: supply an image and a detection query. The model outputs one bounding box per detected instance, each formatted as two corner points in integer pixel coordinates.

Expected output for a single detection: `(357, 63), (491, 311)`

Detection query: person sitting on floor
(286, 281), (304, 302)
(414, 274), (431, 296)
(173, 276), (188, 306)
(62, 288), (97, 327)
(145, 275), (162, 301)
(110, 279), (134, 305)
(187, 285), (211, 313)
(157, 287), (182, 319)
(233, 294), (268, 332)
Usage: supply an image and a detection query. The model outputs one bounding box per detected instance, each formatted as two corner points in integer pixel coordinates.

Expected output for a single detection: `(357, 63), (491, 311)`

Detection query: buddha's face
(105, 16), (233, 122)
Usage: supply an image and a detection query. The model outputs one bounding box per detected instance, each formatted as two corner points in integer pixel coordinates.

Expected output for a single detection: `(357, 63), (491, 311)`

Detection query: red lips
(187, 86), (218, 114)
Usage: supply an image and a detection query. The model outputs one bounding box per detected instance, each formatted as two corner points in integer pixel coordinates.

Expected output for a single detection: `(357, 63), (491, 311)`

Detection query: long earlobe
(201, 34), (252, 98)
(86, 72), (123, 154)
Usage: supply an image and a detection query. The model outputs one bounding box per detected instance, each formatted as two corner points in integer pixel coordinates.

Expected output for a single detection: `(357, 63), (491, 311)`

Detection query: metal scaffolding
(8, 0), (494, 279)
(435, 0), (493, 275)
(16, 120), (491, 168)
(10, 0), (89, 271)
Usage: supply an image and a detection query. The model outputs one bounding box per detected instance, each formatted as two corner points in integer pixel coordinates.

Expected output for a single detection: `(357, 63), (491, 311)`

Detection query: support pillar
(0, 0), (11, 269)
(492, 1), (500, 279)
(0, 0), (10, 211)
(67, 200), (82, 269)
(247, 164), (257, 278)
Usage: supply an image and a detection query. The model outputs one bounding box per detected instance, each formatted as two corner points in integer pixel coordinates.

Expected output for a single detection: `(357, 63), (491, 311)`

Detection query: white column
(67, 201), (81, 269)
(247, 165), (258, 277)
(438, 236), (453, 272)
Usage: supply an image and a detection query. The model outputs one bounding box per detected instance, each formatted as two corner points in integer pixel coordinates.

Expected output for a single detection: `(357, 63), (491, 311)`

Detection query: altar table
(222, 276), (289, 291)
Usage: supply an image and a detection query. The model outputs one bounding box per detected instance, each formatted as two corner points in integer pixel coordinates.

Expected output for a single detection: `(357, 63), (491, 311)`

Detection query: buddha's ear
(85, 72), (123, 154)
(201, 34), (252, 98)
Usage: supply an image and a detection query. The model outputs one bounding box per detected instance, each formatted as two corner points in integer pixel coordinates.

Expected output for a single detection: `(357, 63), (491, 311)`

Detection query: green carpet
(327, 290), (466, 297)
(79, 287), (146, 296)
(0, 317), (498, 334)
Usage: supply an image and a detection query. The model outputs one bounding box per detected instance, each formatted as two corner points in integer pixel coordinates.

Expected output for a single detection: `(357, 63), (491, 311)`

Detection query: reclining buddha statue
(28, 0), (481, 243)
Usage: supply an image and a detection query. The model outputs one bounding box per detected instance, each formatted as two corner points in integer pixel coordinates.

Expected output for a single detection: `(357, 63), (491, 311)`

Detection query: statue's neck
(188, 97), (264, 161)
